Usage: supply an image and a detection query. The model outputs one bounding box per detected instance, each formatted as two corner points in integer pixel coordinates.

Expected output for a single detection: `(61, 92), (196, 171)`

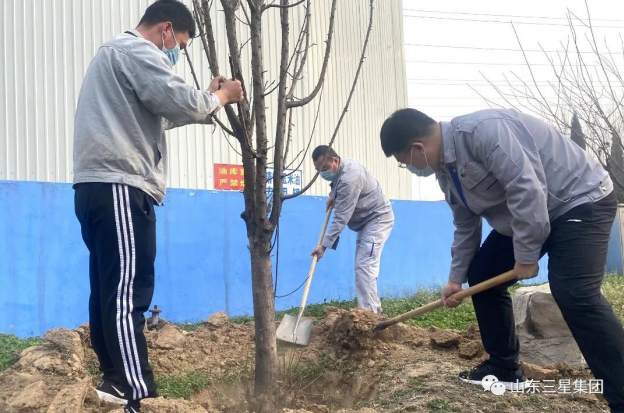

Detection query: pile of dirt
(0, 307), (608, 413)
(314, 307), (429, 363)
(147, 321), (255, 377)
(0, 328), (94, 413)
(283, 408), (377, 413)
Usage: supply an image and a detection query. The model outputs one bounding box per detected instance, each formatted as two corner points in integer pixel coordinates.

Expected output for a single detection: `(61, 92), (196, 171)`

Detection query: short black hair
(138, 0), (196, 39)
(380, 108), (436, 157)
(312, 145), (340, 162)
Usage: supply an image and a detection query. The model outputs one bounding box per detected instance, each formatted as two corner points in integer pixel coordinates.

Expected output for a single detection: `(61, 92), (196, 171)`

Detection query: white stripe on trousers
(113, 184), (147, 399)
(123, 185), (148, 396)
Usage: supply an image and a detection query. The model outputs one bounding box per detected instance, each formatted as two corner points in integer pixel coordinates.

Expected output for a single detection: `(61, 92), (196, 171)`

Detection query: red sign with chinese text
(214, 163), (245, 190)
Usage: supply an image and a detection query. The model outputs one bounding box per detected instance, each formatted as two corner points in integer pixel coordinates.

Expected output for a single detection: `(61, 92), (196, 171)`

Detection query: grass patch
(427, 398), (458, 412)
(157, 370), (211, 399)
(0, 334), (42, 372)
(214, 365), (253, 385)
(276, 298), (359, 321)
(408, 376), (426, 392)
(176, 322), (204, 332)
(176, 274), (624, 334)
(603, 273), (624, 321)
(230, 315), (254, 325)
(382, 291), (477, 330)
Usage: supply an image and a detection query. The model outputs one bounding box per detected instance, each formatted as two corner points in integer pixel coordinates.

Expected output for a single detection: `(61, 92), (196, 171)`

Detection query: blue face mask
(162, 28), (180, 66)
(406, 146), (435, 177)
(320, 170), (335, 181)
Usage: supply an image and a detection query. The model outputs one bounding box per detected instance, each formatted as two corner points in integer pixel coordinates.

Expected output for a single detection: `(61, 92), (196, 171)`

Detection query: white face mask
(406, 146), (434, 177)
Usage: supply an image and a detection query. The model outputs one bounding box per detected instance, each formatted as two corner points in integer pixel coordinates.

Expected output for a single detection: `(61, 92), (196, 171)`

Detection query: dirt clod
(142, 397), (210, 413)
(458, 340), (484, 359)
(151, 324), (186, 350)
(430, 329), (461, 348)
(43, 329), (84, 362)
(7, 380), (49, 411)
(205, 312), (229, 328)
(47, 379), (91, 413)
(326, 308), (384, 360)
(521, 362), (558, 380)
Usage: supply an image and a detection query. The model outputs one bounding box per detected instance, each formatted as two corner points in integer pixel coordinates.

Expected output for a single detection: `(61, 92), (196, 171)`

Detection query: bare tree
(570, 112), (587, 150)
(474, 1), (624, 196)
(186, 0), (375, 407)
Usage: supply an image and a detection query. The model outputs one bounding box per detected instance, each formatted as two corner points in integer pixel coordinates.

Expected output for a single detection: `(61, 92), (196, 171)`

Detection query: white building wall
(0, 0), (410, 199)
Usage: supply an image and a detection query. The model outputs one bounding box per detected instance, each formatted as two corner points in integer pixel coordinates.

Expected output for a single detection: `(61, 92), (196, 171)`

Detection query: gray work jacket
(73, 30), (220, 204)
(438, 109), (612, 284)
(322, 158), (393, 249)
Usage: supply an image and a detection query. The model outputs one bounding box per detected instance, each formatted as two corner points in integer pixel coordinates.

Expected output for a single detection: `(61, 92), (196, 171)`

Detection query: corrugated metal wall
(0, 0), (410, 199)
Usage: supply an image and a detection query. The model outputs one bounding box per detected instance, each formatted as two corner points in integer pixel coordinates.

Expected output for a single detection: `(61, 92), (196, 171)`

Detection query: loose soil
(0, 307), (607, 412)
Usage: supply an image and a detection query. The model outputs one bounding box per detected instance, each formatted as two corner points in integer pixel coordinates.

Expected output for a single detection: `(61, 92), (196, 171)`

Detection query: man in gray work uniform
(72, 1), (243, 412)
(380, 108), (624, 412)
(310, 145), (394, 314)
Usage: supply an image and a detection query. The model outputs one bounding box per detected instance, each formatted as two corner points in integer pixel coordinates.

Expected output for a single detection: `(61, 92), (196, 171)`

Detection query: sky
(402, 0), (624, 200)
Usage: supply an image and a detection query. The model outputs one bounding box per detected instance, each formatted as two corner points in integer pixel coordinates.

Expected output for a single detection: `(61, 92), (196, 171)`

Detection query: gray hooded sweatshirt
(73, 30), (220, 204)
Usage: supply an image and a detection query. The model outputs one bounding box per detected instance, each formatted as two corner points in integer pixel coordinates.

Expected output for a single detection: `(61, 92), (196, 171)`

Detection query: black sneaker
(125, 399), (140, 413)
(96, 379), (126, 405)
(459, 360), (527, 391)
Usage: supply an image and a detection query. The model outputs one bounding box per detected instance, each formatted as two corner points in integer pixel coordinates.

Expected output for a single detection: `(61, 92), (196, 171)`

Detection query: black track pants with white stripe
(75, 183), (157, 401)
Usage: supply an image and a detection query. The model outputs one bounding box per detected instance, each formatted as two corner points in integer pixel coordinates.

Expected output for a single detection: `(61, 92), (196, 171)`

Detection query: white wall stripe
(112, 183), (137, 399)
(117, 184), (145, 399)
(123, 185), (149, 396)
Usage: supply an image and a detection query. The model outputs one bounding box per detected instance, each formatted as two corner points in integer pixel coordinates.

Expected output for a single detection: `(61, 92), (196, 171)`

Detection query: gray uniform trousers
(354, 211), (394, 313)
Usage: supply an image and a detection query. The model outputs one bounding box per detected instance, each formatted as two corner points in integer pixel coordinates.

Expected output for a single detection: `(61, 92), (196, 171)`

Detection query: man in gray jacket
(380, 108), (624, 412)
(310, 145), (394, 314)
(72, 1), (243, 412)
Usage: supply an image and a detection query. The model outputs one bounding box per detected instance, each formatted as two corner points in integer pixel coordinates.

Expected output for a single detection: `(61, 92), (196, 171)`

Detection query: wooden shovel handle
(374, 270), (516, 331)
(298, 207), (333, 309)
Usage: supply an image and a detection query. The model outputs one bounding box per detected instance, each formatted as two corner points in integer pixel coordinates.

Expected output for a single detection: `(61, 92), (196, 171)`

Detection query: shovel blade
(276, 314), (313, 346)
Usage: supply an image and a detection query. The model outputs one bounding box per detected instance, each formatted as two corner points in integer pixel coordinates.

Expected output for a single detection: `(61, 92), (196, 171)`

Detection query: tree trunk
(248, 1), (276, 402)
(249, 235), (277, 397)
(610, 135), (624, 202)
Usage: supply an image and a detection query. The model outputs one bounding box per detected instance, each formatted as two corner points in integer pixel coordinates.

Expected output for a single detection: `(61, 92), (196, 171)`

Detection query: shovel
(373, 270), (516, 332)
(276, 206), (333, 346)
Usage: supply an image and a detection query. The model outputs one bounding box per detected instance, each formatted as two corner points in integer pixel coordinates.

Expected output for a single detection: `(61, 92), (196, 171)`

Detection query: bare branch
(184, 48), (257, 152)
(262, 0), (305, 11)
(284, 83), (325, 175)
(183, 50), (214, 126)
(194, 0), (220, 76)
(261, 5), (310, 99)
(286, 0), (338, 109)
(287, 0), (312, 100)
(194, 1), (247, 137)
(282, 108), (295, 169)
(268, 0), (292, 225)
(583, 0), (624, 130)
(284, 0), (375, 200)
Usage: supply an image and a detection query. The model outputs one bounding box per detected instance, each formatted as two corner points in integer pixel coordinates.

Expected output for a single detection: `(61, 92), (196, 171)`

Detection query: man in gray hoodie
(72, 1), (243, 412)
(310, 145), (394, 314)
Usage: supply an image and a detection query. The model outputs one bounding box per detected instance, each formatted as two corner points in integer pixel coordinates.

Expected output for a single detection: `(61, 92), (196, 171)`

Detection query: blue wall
(0, 180), (621, 337)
